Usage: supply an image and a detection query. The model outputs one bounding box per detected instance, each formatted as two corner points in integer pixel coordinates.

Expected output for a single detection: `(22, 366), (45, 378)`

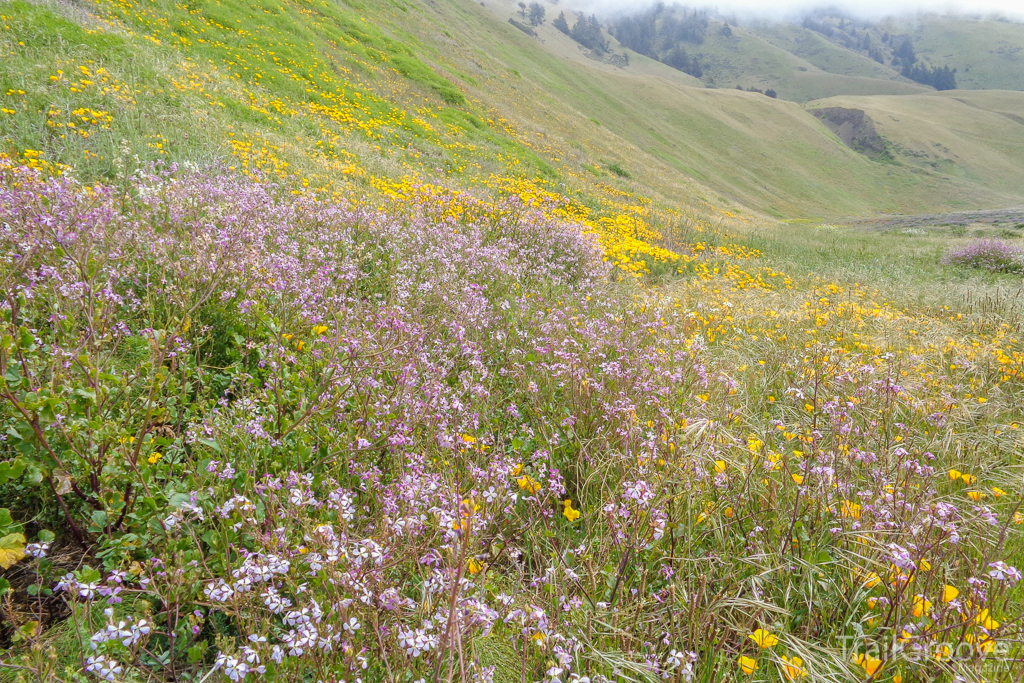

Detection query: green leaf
(77, 566), (102, 583)
(25, 463), (44, 484)
(0, 577), (9, 597)
(0, 459), (25, 485)
(168, 492), (190, 508)
(188, 640), (209, 663)
(91, 510), (108, 529)
(17, 326), (34, 350)
(0, 509), (12, 528)
(197, 438), (221, 454)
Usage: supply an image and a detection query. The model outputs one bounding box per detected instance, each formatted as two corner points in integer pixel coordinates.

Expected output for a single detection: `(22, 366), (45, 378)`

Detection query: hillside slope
(691, 22), (930, 102)
(4, 2), (1024, 682)
(748, 22), (912, 82)
(880, 14), (1024, 91)
(457, 0), (1024, 216)
(805, 90), (1024, 202)
(3, 0), (1024, 226)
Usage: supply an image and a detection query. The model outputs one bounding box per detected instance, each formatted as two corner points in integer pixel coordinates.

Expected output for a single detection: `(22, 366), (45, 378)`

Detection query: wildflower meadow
(1, 1), (1023, 683)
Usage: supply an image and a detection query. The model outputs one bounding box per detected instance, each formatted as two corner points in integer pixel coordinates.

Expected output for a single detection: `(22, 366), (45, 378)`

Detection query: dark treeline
(608, 3), (707, 78)
(903, 63), (957, 90)
(555, 11), (609, 53)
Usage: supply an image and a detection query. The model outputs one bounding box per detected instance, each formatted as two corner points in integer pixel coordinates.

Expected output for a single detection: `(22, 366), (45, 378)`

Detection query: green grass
(4, 0), (1024, 226)
(692, 21), (931, 102)
(433, 0), (1024, 218)
(880, 14), (1024, 91)
(747, 22), (912, 83)
(805, 90), (1024, 200)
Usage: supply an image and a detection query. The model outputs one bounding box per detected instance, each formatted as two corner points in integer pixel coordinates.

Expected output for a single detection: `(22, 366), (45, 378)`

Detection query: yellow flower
(147, 452), (163, 464)
(781, 655), (806, 680)
(862, 572), (881, 589)
(312, 325), (329, 335)
(737, 655), (758, 675)
(911, 595), (932, 618)
(295, 340), (305, 351)
(942, 585), (959, 603)
(975, 608), (999, 630)
(714, 460), (727, 474)
(853, 653), (881, 676)
(948, 469), (962, 481)
(791, 473), (804, 485)
(510, 464), (523, 476)
(461, 434), (477, 444)
(517, 475), (541, 494)
(723, 506), (735, 518)
(467, 558), (482, 574)
(1014, 511), (1024, 525)
(991, 487), (1006, 497)
(563, 499), (581, 522)
(841, 500), (862, 519)
(967, 490), (985, 501)
(748, 628), (779, 648)
(918, 559), (931, 572)
(961, 473), (977, 485)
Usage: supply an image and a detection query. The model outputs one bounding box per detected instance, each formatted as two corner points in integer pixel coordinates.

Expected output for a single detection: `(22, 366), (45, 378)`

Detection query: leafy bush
(607, 162), (630, 178)
(941, 239), (1024, 273)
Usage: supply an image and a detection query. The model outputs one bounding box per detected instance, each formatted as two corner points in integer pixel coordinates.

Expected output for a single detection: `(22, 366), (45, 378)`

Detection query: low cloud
(568, 0), (1024, 21)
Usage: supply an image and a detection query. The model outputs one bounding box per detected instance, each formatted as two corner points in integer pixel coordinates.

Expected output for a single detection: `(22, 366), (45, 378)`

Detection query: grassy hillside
(747, 22), (911, 83)
(881, 14), (1024, 91)
(805, 90), (1024, 203)
(6, 0), (1024, 226)
(695, 22), (931, 101)
(451, 1), (1024, 217)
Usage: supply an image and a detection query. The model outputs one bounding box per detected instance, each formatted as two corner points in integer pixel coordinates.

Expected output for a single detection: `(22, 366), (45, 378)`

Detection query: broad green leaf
(91, 510), (108, 529)
(197, 438), (221, 454)
(0, 459), (25, 485)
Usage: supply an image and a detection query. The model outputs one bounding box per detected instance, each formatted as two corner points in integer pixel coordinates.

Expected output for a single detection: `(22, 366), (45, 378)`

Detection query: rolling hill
(3, 0), (1024, 224)
(472, 0), (1024, 216)
(874, 14), (1024, 91)
(682, 20), (931, 101)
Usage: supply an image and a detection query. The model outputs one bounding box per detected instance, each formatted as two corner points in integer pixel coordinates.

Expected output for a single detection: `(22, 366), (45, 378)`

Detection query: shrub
(607, 162), (630, 178)
(941, 239), (1024, 273)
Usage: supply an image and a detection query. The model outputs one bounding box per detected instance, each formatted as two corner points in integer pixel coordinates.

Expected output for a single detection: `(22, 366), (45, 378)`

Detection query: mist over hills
(539, 2), (1024, 98)
(482, 0), (1024, 216)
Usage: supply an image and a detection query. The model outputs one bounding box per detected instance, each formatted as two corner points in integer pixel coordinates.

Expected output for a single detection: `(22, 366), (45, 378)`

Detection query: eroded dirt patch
(809, 107), (887, 158)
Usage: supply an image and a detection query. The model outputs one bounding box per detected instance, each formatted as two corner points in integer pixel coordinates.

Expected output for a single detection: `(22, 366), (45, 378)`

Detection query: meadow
(1, 1), (1023, 683)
